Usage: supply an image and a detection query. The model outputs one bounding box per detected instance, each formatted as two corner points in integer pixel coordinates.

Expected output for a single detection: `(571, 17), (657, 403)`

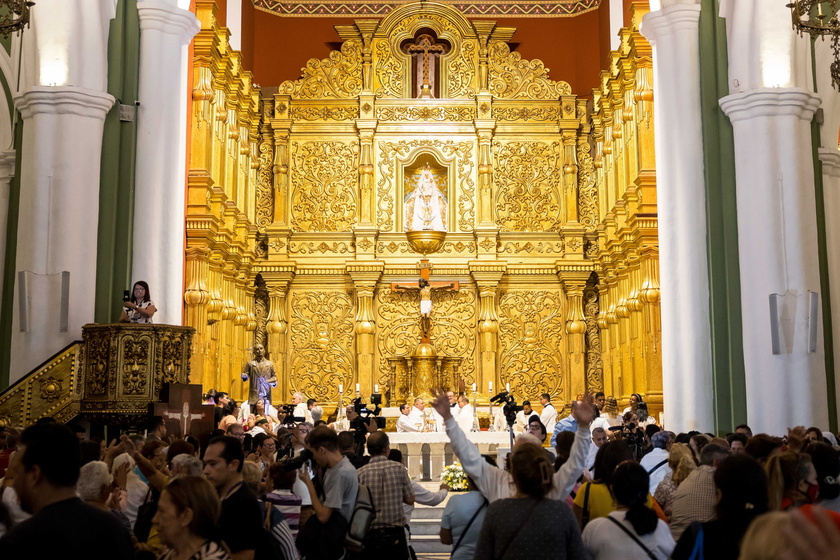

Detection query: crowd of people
(2, 388), (840, 559)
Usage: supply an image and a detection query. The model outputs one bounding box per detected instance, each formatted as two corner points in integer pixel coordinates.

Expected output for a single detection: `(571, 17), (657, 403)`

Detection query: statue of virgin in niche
(405, 163), (447, 231)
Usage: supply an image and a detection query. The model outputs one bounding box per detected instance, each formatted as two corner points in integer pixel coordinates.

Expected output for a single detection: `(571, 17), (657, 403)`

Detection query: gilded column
(184, 247), (211, 385)
(470, 263), (505, 397)
(561, 271), (590, 396)
(348, 263), (383, 394)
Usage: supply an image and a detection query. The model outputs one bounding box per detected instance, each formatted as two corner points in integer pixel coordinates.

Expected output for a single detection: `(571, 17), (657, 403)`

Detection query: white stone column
(0, 150), (15, 317)
(10, 87), (114, 378)
(720, 0), (829, 434)
(641, 1), (715, 433)
(820, 150), (840, 411)
(133, 1), (199, 325)
(720, 90), (827, 434)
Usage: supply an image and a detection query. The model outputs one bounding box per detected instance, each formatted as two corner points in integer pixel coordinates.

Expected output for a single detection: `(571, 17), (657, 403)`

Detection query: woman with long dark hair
(582, 462), (674, 559)
(573, 440), (636, 528)
(120, 281), (157, 323)
(671, 454), (768, 560)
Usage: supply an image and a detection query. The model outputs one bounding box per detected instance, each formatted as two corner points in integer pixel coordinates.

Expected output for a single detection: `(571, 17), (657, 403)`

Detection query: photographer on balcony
(119, 281), (156, 324)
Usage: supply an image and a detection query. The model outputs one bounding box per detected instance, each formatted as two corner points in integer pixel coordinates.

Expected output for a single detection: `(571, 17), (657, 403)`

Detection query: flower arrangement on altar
(440, 462), (468, 491)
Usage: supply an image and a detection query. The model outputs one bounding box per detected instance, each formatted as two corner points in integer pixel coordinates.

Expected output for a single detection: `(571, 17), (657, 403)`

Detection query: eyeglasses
(262, 443), (276, 448)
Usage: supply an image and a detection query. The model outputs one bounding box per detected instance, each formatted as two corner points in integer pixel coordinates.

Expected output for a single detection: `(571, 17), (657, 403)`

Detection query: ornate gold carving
(374, 39), (404, 98)
(278, 39), (363, 99)
(86, 330), (110, 396)
(39, 376), (62, 402)
(290, 141), (359, 232)
(289, 241), (355, 254)
(493, 141), (563, 231)
(289, 291), (355, 401)
(578, 141), (598, 229)
(375, 105), (476, 121)
(376, 286), (476, 389)
(492, 106), (561, 121)
(584, 282), (603, 392)
(498, 290), (565, 399)
(121, 337), (150, 395)
(498, 241), (565, 255)
(376, 140), (475, 232)
(290, 106), (360, 120)
(487, 41), (571, 100)
(447, 40), (477, 98)
(257, 115), (275, 229)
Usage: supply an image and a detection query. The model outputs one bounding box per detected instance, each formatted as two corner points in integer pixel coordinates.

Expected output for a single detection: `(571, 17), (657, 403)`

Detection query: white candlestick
(472, 383), (476, 393)
(506, 383), (511, 392)
(374, 384), (379, 393)
(355, 383), (360, 392)
(489, 381), (493, 392)
(339, 384), (343, 394)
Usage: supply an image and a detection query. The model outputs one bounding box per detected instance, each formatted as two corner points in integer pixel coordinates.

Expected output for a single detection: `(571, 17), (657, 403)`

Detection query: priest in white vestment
(397, 403), (421, 433)
(454, 395), (475, 433)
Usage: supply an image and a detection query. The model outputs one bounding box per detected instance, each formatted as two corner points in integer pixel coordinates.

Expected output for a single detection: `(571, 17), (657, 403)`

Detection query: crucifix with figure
(391, 261), (459, 343)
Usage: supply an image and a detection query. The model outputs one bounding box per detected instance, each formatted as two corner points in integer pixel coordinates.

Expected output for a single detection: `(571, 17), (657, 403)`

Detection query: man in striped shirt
(358, 432), (415, 559)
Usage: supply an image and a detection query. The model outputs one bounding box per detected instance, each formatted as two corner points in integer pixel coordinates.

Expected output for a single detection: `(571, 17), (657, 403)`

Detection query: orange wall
(248, 5), (608, 97)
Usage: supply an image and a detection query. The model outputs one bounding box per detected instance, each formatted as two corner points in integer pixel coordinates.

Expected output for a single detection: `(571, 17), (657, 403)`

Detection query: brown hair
(163, 476), (221, 541)
(765, 451), (813, 510)
(509, 443), (554, 498)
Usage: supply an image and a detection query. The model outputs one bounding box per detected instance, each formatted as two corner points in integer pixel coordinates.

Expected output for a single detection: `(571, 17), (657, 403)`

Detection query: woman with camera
(120, 281), (157, 323)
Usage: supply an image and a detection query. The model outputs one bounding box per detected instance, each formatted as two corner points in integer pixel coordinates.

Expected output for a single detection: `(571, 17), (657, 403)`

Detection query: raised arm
(432, 388), (505, 502)
(550, 398), (595, 500)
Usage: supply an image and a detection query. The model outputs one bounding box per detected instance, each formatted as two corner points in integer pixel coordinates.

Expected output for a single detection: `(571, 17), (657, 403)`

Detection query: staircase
(409, 483), (452, 560)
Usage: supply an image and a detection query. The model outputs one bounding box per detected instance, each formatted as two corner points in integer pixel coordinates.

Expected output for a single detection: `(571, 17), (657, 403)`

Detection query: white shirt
(293, 402), (310, 423)
(403, 480), (448, 522)
(582, 511), (675, 560)
(397, 413), (420, 433)
(540, 403), (557, 434)
(445, 415), (590, 503)
(491, 408), (508, 432)
(514, 409), (535, 433)
(639, 447), (672, 496)
(589, 415), (611, 433)
(455, 404), (475, 433)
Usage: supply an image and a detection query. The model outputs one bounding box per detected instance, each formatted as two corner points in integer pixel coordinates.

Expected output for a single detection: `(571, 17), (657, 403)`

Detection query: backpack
(344, 483), (376, 552)
(257, 501), (289, 560)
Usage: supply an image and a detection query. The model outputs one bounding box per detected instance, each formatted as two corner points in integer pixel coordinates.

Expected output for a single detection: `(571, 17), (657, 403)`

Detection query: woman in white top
(582, 462), (675, 560)
(120, 281), (157, 323)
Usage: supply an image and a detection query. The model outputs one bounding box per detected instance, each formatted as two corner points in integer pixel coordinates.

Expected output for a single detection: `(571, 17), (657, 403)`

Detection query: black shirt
(219, 481), (263, 553)
(0, 497), (134, 559)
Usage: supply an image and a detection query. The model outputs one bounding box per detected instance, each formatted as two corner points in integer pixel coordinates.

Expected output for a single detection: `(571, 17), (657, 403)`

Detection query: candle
(489, 381), (493, 392)
(472, 383), (476, 393)
(374, 384), (379, 393)
(506, 383), (511, 392)
(355, 383), (360, 392)
(339, 384), (343, 393)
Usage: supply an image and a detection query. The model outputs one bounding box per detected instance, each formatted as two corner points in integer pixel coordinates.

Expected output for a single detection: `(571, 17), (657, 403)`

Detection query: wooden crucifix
(153, 383), (214, 439)
(391, 262), (459, 343)
(404, 33), (449, 99)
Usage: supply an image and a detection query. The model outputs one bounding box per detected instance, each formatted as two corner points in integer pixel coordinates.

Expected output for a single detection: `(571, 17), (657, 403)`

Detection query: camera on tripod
(279, 403), (305, 426)
(352, 394), (385, 430)
(490, 391), (523, 427)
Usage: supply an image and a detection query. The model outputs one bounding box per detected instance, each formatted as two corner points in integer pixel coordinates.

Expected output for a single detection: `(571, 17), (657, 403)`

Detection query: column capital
(719, 88), (820, 123)
(819, 148), (840, 178)
(0, 149), (15, 179)
(15, 86), (114, 120)
(640, 3), (700, 44)
(138, 1), (200, 43)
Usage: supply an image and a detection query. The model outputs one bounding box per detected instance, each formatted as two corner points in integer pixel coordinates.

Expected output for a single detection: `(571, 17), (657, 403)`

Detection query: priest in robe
(454, 395), (475, 433)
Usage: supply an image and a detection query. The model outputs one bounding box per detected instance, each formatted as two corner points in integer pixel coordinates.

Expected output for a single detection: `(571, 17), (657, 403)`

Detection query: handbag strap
(606, 516), (657, 560)
(497, 498), (540, 559)
(450, 497), (487, 556)
(581, 482), (593, 527)
(647, 459), (668, 475)
(687, 523), (705, 560)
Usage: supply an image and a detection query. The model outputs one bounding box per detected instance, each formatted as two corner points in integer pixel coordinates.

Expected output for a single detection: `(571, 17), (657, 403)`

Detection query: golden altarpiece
(185, 0), (663, 416)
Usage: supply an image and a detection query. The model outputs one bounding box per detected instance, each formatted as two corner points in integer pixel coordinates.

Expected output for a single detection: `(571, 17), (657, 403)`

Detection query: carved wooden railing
(0, 343), (82, 427)
(0, 323), (194, 427)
